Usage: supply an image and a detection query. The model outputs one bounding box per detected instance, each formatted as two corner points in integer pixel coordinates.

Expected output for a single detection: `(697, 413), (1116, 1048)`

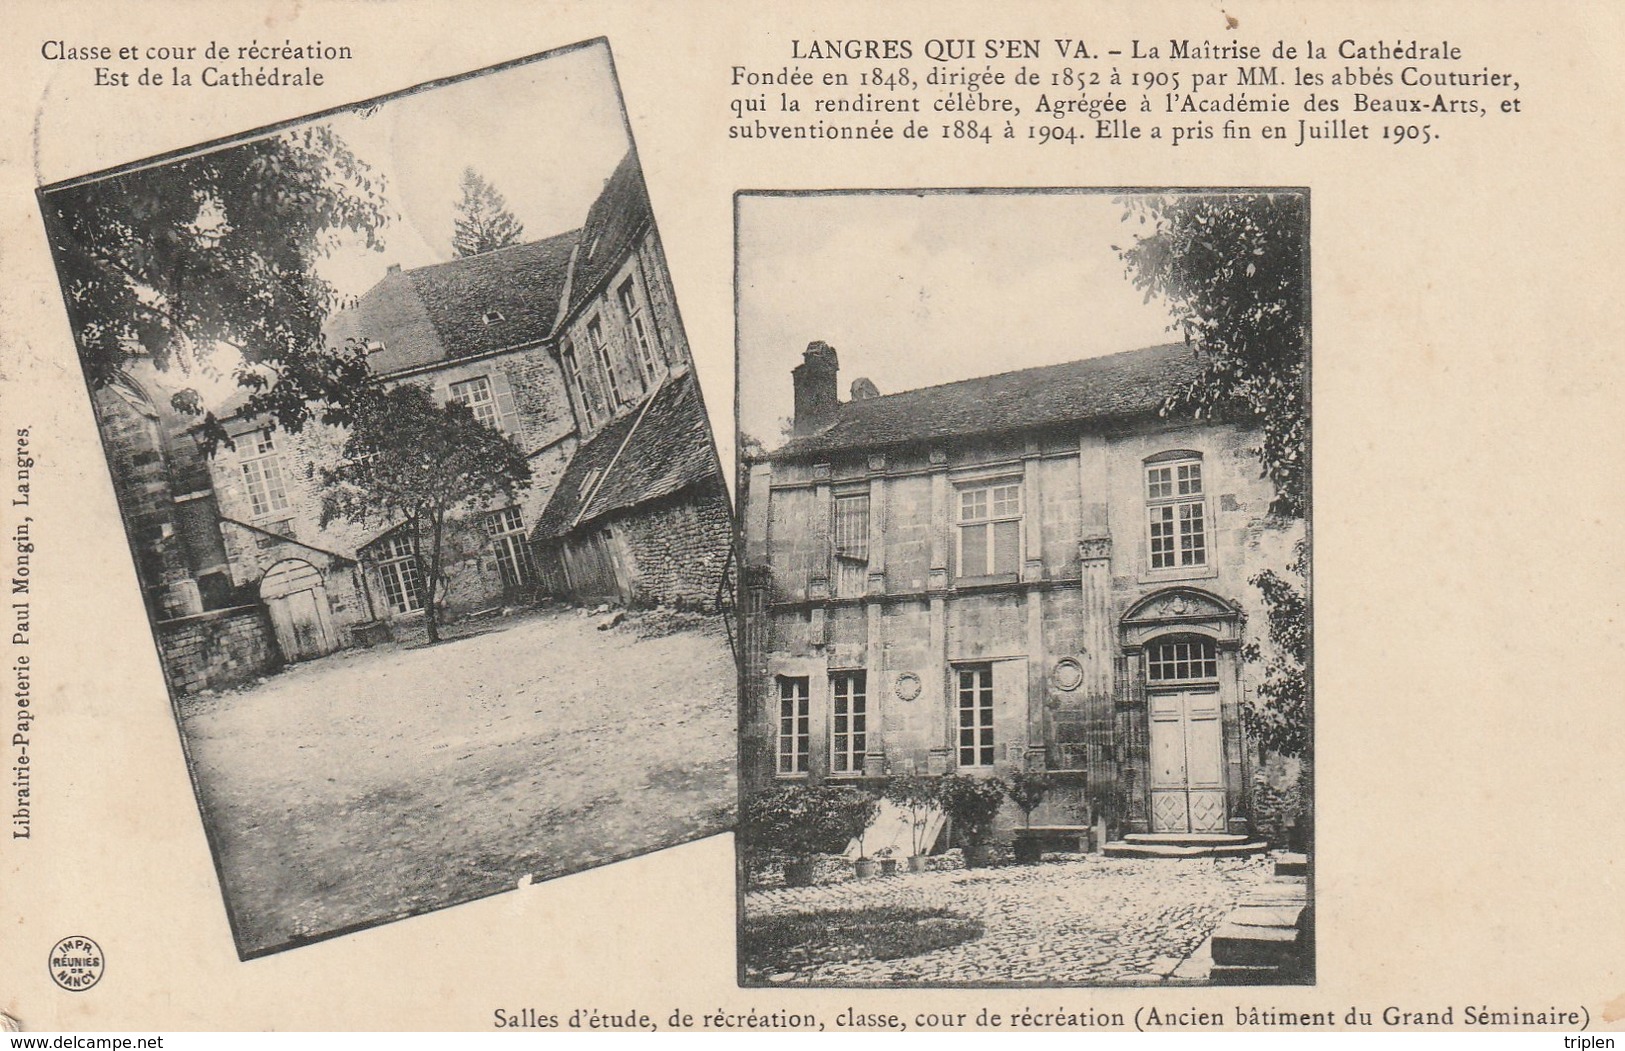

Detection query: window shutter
(993, 658), (1029, 770)
(492, 373), (521, 438)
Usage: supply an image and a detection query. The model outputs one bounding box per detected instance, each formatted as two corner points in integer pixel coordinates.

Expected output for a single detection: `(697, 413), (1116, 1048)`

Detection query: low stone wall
(155, 604), (281, 695)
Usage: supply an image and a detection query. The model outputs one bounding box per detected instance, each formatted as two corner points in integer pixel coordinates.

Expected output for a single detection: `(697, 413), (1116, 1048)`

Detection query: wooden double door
(1148, 688), (1227, 833)
(260, 559), (337, 663)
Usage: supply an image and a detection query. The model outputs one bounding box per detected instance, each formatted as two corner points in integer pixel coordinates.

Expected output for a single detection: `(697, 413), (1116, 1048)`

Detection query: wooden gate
(259, 559), (337, 663)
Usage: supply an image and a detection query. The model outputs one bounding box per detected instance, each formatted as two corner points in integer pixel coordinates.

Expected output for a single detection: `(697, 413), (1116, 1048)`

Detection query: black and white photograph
(735, 189), (1312, 986)
(38, 39), (736, 959)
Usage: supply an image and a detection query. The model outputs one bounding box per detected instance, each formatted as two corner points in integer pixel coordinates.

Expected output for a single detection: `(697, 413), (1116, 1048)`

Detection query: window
(1146, 457), (1207, 570)
(240, 429), (290, 519)
(450, 376), (501, 431)
(374, 533), (425, 615)
(1147, 637), (1219, 683)
(481, 310), (505, 325)
(830, 672), (867, 774)
(560, 341), (594, 427)
(777, 677), (810, 775)
(618, 277), (659, 384)
(957, 665), (995, 767)
(588, 316), (622, 409)
(956, 481), (1021, 578)
(832, 492), (870, 598)
(484, 506), (536, 589)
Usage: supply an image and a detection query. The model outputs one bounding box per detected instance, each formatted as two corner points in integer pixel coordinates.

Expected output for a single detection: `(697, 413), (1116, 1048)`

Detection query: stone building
(740, 340), (1305, 845)
(94, 151), (730, 694)
(526, 150), (731, 609)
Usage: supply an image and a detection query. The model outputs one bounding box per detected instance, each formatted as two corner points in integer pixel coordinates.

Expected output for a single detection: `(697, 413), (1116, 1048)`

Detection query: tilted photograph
(39, 39), (735, 959)
(735, 189), (1311, 986)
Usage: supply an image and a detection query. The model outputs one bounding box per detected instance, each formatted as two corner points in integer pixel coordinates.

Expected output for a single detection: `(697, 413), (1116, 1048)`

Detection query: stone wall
(745, 415), (1306, 826)
(92, 384), (188, 616)
(155, 605), (281, 695)
(591, 480), (733, 611)
(556, 230), (693, 441)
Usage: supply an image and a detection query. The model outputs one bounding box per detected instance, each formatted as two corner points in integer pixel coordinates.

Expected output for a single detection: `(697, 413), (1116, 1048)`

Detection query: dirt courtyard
(177, 607), (736, 958)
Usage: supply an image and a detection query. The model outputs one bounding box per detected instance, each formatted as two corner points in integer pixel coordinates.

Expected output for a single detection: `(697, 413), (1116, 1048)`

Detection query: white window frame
(617, 276), (659, 386)
(1145, 455), (1208, 571)
(559, 340), (594, 427)
(240, 429), (290, 519)
(829, 671), (867, 775)
(374, 533), (425, 615)
(484, 506), (536, 589)
(955, 480), (1023, 579)
(588, 315), (622, 409)
(956, 664), (995, 768)
(450, 376), (502, 432)
(1146, 636), (1220, 685)
(776, 676), (810, 776)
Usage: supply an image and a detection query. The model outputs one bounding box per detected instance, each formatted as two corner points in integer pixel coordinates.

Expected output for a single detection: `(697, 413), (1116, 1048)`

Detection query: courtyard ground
(177, 606), (736, 958)
(741, 852), (1277, 985)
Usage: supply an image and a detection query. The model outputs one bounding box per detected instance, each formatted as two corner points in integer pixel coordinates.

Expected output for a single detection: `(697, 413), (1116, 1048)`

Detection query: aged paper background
(3, 0), (1623, 1032)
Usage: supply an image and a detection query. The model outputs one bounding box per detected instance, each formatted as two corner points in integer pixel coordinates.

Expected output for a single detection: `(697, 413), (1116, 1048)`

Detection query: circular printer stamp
(48, 936), (104, 992)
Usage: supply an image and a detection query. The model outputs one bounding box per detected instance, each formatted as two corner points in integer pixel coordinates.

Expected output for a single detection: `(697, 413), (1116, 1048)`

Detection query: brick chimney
(792, 340), (840, 435)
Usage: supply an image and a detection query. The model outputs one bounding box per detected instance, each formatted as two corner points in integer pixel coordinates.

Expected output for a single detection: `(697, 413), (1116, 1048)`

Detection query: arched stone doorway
(259, 558), (337, 663)
(1119, 587), (1247, 835)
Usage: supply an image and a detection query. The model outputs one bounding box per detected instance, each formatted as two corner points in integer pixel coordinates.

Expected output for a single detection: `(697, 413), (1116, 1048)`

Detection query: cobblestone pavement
(742, 853), (1277, 985)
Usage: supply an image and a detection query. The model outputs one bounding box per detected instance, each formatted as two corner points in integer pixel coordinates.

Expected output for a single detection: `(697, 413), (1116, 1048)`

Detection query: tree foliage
(42, 125), (391, 444)
(1117, 193), (1309, 519)
(451, 167), (525, 257)
(1119, 193), (1311, 763)
(1241, 539), (1311, 759)
(318, 384), (531, 642)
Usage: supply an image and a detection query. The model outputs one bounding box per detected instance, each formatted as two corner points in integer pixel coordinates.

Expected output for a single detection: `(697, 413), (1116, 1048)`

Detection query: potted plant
(883, 775), (942, 872)
(939, 774), (1010, 869)
(874, 846), (898, 877)
(1006, 771), (1054, 864)
(841, 790), (882, 879)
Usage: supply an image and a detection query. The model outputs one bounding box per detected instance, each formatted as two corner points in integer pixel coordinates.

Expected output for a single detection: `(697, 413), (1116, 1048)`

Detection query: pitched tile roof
(531, 370), (722, 541)
(560, 151), (654, 324)
(321, 150), (653, 379)
(325, 231), (580, 375)
(774, 342), (1202, 459)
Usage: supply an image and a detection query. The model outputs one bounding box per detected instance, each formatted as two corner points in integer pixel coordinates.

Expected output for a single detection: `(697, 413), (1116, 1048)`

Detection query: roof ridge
(826, 341), (1190, 406)
(397, 228), (584, 285)
(773, 342), (1203, 459)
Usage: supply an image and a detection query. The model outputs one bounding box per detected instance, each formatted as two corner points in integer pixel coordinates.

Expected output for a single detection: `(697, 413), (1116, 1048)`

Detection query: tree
(1118, 193), (1311, 761)
(318, 385), (531, 643)
(451, 168), (524, 257)
(41, 125), (391, 445)
(1242, 539), (1310, 759)
(1116, 193), (1309, 519)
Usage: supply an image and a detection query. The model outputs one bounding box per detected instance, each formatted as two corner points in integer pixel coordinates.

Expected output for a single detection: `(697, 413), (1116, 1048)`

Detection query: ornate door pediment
(1120, 587), (1242, 649)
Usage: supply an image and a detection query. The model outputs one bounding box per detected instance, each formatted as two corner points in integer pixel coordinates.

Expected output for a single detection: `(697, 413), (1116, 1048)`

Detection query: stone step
(1225, 904), (1307, 930)
(1124, 832), (1251, 847)
(1211, 922), (1303, 967)
(1102, 840), (1270, 860)
(1239, 883), (1309, 908)
(1275, 852), (1310, 877)
(1209, 963), (1284, 985)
